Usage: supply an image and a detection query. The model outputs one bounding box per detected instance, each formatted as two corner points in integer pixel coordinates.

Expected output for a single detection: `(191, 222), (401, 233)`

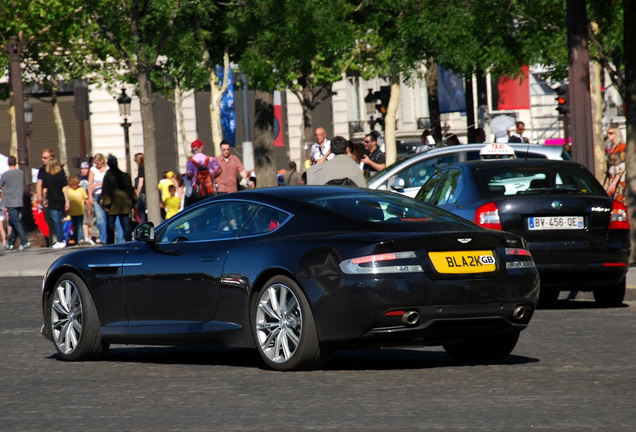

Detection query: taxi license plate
(429, 250), (497, 274)
(528, 216), (584, 230)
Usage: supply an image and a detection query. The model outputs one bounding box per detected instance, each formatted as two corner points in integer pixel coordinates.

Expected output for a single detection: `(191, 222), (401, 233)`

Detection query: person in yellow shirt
(164, 184), (181, 219)
(158, 171), (177, 220)
(66, 175), (88, 246)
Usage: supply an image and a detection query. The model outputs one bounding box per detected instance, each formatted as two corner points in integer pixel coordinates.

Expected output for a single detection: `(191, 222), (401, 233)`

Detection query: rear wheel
(252, 276), (330, 371)
(47, 273), (108, 361)
(443, 332), (520, 364)
(593, 278), (626, 308)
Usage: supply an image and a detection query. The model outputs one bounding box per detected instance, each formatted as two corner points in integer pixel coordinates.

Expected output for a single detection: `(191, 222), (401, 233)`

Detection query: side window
(415, 170), (445, 203)
(240, 206), (288, 236)
(159, 201), (258, 243)
(399, 154), (458, 188)
(435, 168), (462, 205)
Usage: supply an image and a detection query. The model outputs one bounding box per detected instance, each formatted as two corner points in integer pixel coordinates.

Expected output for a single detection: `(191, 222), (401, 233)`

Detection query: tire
(537, 288), (560, 309)
(443, 332), (520, 364)
(594, 278), (626, 308)
(252, 276), (329, 371)
(47, 272), (108, 361)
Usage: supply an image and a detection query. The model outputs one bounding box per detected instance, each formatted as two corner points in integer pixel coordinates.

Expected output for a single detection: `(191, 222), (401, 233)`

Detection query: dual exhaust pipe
(398, 305), (530, 327)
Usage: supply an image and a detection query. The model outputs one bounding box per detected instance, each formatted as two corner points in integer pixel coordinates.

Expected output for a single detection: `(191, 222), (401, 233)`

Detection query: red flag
(497, 65), (530, 110)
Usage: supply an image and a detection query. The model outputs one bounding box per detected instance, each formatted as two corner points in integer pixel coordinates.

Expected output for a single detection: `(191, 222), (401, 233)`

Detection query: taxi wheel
(252, 276), (331, 371)
(443, 332), (519, 364)
(593, 278), (626, 308)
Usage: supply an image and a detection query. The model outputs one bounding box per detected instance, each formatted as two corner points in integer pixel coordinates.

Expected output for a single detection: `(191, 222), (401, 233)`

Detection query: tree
(85, 0), (206, 225)
(229, 0), (360, 149)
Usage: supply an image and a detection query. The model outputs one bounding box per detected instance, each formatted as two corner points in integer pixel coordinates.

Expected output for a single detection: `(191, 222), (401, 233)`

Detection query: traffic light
(376, 86), (391, 118)
(555, 84), (569, 115)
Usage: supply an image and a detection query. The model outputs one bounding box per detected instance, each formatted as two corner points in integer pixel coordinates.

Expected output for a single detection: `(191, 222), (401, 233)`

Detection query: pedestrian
(0, 155), (30, 251)
(79, 161), (96, 245)
(0, 192), (7, 248)
(282, 161), (303, 185)
(36, 149), (56, 246)
(186, 139), (222, 205)
(475, 127), (487, 143)
(134, 153), (146, 223)
(603, 125), (626, 203)
(42, 158), (70, 249)
(66, 175), (88, 246)
(164, 184), (181, 219)
(310, 127), (334, 165)
(508, 121), (529, 143)
(307, 136), (367, 187)
(445, 133), (461, 146)
(215, 140), (254, 193)
(100, 155), (137, 244)
(158, 171), (177, 219)
(361, 133), (386, 178)
(88, 153), (109, 244)
(416, 129), (436, 153)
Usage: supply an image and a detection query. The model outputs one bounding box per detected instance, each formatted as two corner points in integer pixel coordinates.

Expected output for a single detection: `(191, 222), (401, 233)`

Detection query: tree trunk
(138, 71), (161, 225)
(209, 68), (223, 156)
(175, 86), (190, 159)
(589, 60), (606, 182)
(253, 90), (277, 188)
(624, 0), (636, 262)
(51, 88), (68, 176)
(426, 56), (442, 143)
(384, 75), (400, 166)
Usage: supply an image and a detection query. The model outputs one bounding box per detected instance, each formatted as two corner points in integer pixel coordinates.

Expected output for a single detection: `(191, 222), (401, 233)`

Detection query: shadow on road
(46, 345), (540, 371)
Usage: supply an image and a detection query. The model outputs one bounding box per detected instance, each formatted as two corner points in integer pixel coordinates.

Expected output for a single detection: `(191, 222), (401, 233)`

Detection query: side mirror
(390, 177), (406, 191)
(134, 222), (155, 243)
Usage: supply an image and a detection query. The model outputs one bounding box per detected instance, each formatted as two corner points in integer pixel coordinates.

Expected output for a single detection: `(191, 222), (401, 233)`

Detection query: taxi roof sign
(480, 143), (517, 159)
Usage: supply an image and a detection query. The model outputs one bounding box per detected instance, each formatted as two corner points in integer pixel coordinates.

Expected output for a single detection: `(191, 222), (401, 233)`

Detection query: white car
(368, 143), (569, 197)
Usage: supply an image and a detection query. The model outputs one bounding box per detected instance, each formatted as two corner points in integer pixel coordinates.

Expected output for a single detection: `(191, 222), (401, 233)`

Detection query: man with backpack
(185, 139), (222, 206)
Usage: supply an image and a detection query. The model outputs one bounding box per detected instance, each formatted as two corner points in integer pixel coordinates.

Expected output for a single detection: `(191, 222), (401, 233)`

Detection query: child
(164, 184), (181, 219)
(66, 175), (88, 246)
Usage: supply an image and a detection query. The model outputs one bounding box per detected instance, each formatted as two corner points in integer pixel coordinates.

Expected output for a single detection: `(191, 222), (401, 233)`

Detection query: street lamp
(364, 89), (377, 128)
(22, 99), (36, 231)
(117, 88), (132, 173)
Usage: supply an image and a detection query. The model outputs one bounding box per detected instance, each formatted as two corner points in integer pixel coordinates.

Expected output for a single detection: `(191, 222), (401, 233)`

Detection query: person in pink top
(215, 140), (254, 194)
(185, 139), (222, 206)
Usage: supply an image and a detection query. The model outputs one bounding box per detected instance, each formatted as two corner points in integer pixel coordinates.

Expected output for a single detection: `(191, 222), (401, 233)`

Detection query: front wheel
(594, 278), (626, 308)
(443, 332), (520, 364)
(47, 272), (108, 361)
(252, 276), (329, 371)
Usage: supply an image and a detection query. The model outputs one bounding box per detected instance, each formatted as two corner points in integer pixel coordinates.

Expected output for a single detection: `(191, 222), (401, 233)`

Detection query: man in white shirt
(310, 127), (334, 165)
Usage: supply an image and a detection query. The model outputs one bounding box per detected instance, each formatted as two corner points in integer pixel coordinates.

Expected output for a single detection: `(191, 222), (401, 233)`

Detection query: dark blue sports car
(42, 186), (538, 370)
(416, 160), (630, 307)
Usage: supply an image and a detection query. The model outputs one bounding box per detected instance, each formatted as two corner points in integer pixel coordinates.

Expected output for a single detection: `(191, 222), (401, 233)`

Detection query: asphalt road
(2, 276), (636, 431)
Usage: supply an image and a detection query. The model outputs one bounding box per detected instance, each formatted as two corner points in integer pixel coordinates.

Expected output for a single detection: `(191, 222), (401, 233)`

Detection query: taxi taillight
(475, 202), (502, 230)
(609, 200), (629, 230)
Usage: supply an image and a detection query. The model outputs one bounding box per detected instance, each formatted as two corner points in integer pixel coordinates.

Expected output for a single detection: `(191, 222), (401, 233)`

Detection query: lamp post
(364, 89), (377, 130)
(22, 99), (36, 231)
(117, 88), (132, 173)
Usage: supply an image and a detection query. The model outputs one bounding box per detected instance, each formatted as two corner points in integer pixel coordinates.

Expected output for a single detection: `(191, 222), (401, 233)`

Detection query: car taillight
(609, 200), (629, 230)
(340, 251), (423, 274)
(475, 202), (502, 230)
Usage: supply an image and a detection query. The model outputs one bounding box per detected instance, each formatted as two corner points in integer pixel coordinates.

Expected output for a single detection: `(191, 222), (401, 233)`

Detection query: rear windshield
(301, 190), (473, 226)
(475, 164), (606, 197)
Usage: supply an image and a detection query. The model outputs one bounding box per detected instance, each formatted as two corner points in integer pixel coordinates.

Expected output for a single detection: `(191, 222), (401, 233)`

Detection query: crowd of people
(0, 122), (626, 250)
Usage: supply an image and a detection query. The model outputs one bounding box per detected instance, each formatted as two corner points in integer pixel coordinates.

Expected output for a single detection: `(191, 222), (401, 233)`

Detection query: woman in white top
(88, 153), (108, 244)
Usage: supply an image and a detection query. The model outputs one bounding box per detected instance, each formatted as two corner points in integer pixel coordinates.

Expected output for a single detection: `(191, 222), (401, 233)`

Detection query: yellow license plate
(429, 250), (497, 274)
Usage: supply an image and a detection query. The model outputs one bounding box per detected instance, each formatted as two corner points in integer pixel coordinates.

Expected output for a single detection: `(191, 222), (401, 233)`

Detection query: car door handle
(200, 256), (219, 262)
(161, 249), (184, 256)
